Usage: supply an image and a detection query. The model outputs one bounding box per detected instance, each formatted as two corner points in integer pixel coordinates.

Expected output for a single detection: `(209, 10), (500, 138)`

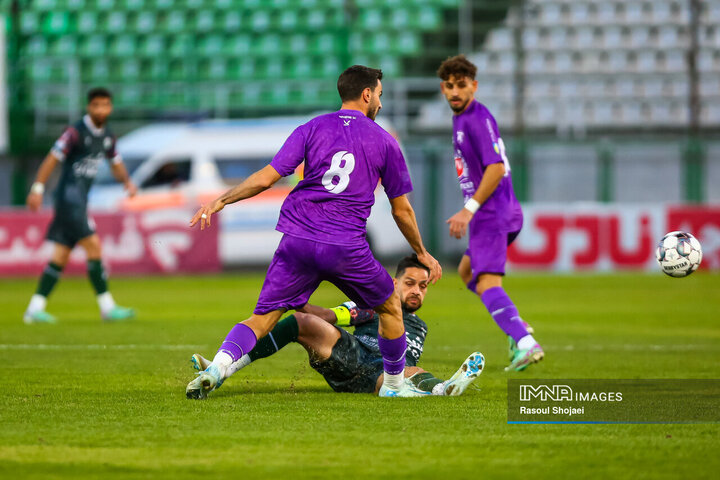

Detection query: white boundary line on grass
(0, 344), (205, 351)
(438, 344), (717, 351)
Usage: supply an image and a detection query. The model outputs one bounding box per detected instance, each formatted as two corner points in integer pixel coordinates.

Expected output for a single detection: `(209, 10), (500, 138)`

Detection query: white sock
(27, 294), (47, 313)
(383, 371), (404, 390)
(226, 354), (252, 377)
(517, 335), (537, 350)
(97, 292), (116, 314)
(212, 351), (234, 371)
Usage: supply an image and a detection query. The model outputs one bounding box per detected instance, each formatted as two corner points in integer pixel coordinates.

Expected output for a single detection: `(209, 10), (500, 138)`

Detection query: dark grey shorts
(46, 206), (95, 248)
(310, 327), (383, 394)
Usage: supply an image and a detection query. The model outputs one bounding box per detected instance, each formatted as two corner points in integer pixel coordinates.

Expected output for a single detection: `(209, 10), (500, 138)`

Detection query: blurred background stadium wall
(1, 0), (719, 272)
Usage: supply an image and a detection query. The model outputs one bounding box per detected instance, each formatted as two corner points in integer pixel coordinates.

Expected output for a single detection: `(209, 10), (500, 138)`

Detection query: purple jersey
(452, 100), (522, 232)
(271, 110), (413, 245)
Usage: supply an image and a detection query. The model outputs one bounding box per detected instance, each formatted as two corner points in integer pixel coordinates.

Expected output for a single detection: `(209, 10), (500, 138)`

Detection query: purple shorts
(255, 234), (395, 315)
(464, 226), (521, 292)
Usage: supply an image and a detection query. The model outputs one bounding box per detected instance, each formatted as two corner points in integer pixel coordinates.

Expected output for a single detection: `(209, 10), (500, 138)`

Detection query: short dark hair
(87, 87), (112, 103)
(395, 254), (430, 279)
(436, 54), (477, 81)
(337, 65), (383, 102)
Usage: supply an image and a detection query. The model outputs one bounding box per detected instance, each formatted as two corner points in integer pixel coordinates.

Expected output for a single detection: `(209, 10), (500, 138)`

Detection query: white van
(89, 117), (409, 266)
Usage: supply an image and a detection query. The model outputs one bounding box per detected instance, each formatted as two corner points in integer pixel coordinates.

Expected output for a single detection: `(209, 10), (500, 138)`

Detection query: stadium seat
(359, 9), (382, 30)
(76, 11), (99, 33)
(65, 0), (87, 10)
(134, 11), (157, 33)
(138, 34), (165, 57)
(259, 34), (283, 55)
(250, 10), (270, 32)
(198, 34), (224, 56)
(416, 9), (441, 30)
(225, 35), (252, 56)
(321, 57), (341, 78)
(119, 59), (141, 81)
(42, 12), (72, 34)
(50, 36), (78, 57)
(33, 0), (60, 11)
(110, 35), (137, 57)
(25, 36), (49, 57)
(153, 0), (177, 10)
(488, 28), (513, 50)
(20, 12), (40, 35)
(28, 61), (53, 82)
(290, 57), (313, 79)
(304, 10), (328, 30)
(105, 11), (127, 33)
(312, 33), (341, 55)
(596, 2), (615, 25)
(88, 60), (112, 81)
(168, 35), (192, 58)
(193, 10), (217, 32)
(164, 11), (186, 32)
(394, 32), (420, 55)
(603, 26), (623, 49)
(79, 34), (108, 57)
(221, 11), (243, 31)
(279, 10), (299, 31)
(95, 0), (118, 11)
(199, 58), (228, 80)
(122, 0), (145, 10)
(288, 33), (309, 55)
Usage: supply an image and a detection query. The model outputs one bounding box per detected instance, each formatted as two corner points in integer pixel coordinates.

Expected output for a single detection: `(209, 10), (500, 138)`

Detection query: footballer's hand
(190, 199), (225, 230)
(447, 208), (473, 239)
(26, 192), (43, 212)
(417, 251), (442, 284)
(125, 181), (138, 198)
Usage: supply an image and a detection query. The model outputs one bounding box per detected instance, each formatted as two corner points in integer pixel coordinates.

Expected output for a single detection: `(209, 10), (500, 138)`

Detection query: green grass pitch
(1, 271), (719, 479)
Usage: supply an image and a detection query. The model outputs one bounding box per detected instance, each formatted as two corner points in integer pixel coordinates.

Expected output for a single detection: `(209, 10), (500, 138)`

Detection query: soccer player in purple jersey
(186, 65), (442, 399)
(438, 55), (544, 371)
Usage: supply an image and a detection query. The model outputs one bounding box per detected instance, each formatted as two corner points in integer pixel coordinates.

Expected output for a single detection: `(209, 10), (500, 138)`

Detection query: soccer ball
(656, 231), (702, 277)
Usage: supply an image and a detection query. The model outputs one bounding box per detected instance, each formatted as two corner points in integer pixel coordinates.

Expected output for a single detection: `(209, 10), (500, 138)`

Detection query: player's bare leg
(78, 234), (134, 322)
(295, 313), (342, 362)
(24, 243), (71, 324)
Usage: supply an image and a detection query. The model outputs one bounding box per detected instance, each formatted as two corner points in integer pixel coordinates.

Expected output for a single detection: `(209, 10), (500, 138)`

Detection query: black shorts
(310, 327), (384, 394)
(46, 206), (95, 248)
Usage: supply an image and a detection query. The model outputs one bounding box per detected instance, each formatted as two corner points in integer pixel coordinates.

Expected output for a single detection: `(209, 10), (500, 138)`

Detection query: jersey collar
(83, 114), (106, 136)
(456, 98), (478, 118)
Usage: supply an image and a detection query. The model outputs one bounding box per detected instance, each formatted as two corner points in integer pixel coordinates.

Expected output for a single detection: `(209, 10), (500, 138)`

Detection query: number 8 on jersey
(322, 150), (355, 194)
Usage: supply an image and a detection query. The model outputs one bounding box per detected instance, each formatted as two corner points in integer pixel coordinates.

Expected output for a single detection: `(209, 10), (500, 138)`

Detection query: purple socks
(377, 334), (407, 375)
(218, 323), (258, 362)
(480, 286), (529, 343)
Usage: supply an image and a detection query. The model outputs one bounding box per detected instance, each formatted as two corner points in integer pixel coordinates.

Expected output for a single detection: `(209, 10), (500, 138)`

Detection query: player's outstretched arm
(110, 161), (137, 197)
(26, 152), (60, 212)
(388, 194), (442, 284)
(190, 164), (282, 230)
(297, 303), (338, 324)
(298, 302), (375, 327)
(447, 162), (505, 239)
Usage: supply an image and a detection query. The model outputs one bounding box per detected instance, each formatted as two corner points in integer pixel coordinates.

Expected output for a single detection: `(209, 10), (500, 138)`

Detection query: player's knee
(459, 266), (472, 285)
(475, 274), (502, 295)
(51, 245), (71, 267)
(294, 312), (311, 329)
(458, 258), (472, 285)
(82, 238), (102, 259)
